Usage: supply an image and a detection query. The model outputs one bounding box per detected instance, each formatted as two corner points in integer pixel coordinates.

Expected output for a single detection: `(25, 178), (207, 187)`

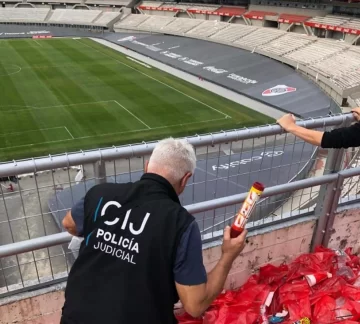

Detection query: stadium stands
(350, 95), (360, 107)
(136, 15), (175, 31)
(186, 5), (219, 12)
(92, 11), (121, 26)
(332, 69), (360, 90)
(114, 13), (150, 29)
(1, 5), (360, 95)
(305, 15), (360, 35)
(306, 15), (350, 27)
(139, 1), (162, 8)
(258, 33), (315, 56)
(48, 9), (101, 24)
(113, 12), (360, 93)
(284, 39), (347, 65)
(210, 24), (257, 43)
(85, 0), (130, 5)
(0, 8), (121, 27)
(342, 19), (360, 30)
(186, 20), (229, 38)
(163, 17), (202, 34)
(234, 27), (284, 48)
(0, 8), (50, 22)
(311, 48), (360, 78)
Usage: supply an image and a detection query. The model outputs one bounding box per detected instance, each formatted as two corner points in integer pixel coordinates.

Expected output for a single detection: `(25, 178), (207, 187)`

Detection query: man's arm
(277, 114), (324, 146)
(175, 226), (247, 318)
(277, 111), (360, 149)
(62, 211), (78, 236)
(62, 197), (85, 237)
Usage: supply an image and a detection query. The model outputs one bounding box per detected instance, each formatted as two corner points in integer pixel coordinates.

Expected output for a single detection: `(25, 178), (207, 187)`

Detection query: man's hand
(277, 114), (296, 132)
(221, 226), (247, 263)
(351, 107), (360, 122)
(175, 227), (247, 318)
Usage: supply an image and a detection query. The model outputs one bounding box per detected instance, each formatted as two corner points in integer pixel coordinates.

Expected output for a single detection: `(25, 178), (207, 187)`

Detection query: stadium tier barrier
(0, 114), (360, 296)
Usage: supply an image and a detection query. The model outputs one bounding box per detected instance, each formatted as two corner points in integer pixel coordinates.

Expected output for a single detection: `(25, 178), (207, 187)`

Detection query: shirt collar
(140, 173), (180, 204)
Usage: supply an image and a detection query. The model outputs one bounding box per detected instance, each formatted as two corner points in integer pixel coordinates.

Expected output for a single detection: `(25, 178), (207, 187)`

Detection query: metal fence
(0, 113), (357, 296)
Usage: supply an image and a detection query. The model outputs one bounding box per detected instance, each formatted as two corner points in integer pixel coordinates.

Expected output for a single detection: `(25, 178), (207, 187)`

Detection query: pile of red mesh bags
(177, 246), (360, 324)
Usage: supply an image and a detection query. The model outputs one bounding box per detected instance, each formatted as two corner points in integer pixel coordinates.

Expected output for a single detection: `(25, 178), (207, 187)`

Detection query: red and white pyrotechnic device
(230, 182), (265, 238)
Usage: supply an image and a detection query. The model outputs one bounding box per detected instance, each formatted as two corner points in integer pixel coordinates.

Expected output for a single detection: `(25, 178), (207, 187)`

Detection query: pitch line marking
(0, 126), (66, 137)
(77, 39), (231, 119)
(64, 126), (74, 139)
(0, 100), (114, 113)
(113, 100), (151, 130)
(33, 40), (42, 47)
(0, 117), (228, 150)
(0, 64), (21, 77)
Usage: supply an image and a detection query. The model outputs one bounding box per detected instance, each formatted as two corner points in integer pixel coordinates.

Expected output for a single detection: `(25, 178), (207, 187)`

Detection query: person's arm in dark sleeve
(175, 222), (247, 318)
(174, 221), (207, 286)
(321, 123), (360, 149)
(62, 197), (85, 237)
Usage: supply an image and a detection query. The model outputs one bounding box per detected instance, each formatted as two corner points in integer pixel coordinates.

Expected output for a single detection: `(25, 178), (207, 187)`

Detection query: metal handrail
(0, 114), (353, 177)
(0, 170), (342, 258)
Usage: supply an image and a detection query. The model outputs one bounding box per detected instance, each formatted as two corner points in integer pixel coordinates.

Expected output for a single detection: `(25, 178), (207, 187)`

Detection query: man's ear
(144, 160), (149, 173)
(180, 172), (192, 189)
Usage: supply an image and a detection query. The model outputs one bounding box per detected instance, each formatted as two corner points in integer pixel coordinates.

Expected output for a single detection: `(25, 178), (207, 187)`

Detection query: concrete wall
(193, 13), (206, 20)
(203, 216), (316, 290)
(328, 207), (360, 252)
(251, 19), (263, 27)
(279, 22), (290, 31)
(345, 33), (358, 45)
(208, 15), (220, 21)
(0, 289), (64, 324)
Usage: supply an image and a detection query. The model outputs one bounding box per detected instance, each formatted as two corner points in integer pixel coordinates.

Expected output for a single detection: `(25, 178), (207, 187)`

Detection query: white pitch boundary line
(0, 100), (114, 113)
(63, 117), (228, 139)
(77, 39), (231, 119)
(0, 138), (74, 150)
(0, 116), (228, 149)
(151, 117), (227, 131)
(64, 126), (74, 139)
(0, 126), (65, 137)
(113, 100), (151, 130)
(0, 95), (230, 149)
(17, 61), (122, 71)
(33, 39), (42, 47)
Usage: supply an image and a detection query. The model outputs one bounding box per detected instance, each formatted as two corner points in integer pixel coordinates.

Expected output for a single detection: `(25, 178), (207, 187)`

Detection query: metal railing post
(311, 173), (344, 249)
(322, 173), (345, 247)
(94, 160), (106, 184)
(311, 117), (351, 250)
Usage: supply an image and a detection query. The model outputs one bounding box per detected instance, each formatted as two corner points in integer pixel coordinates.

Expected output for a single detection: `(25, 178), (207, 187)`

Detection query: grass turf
(0, 38), (274, 161)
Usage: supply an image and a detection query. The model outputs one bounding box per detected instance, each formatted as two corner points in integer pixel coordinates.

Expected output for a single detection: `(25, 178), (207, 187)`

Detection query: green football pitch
(0, 38), (273, 161)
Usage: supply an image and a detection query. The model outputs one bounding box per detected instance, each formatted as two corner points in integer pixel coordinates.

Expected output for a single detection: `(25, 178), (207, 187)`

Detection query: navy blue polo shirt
(70, 197), (207, 286)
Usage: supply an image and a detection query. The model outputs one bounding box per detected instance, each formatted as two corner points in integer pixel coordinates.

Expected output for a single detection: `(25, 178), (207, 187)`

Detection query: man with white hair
(61, 137), (247, 324)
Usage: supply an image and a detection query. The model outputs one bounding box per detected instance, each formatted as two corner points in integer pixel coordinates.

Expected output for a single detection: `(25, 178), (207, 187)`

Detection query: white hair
(148, 137), (196, 182)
